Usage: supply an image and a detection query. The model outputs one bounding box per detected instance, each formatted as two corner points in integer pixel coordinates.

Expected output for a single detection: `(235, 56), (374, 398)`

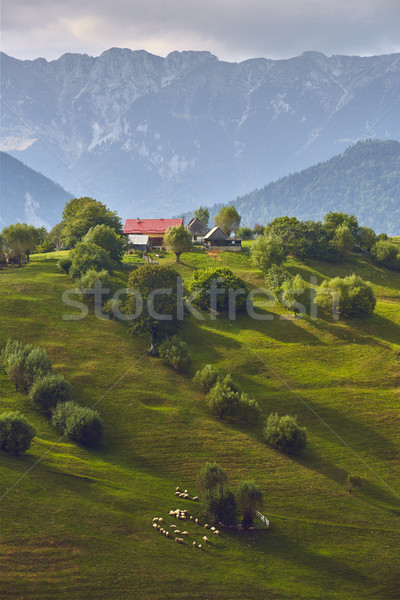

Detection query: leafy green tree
(324, 212), (359, 237)
(159, 336), (192, 372)
(358, 227), (377, 251)
(164, 224), (193, 263)
(333, 225), (354, 258)
(250, 234), (286, 273)
(206, 380), (240, 419)
(83, 224), (124, 262)
(371, 240), (399, 268)
(237, 394), (261, 425)
(76, 269), (113, 298)
(236, 481), (263, 527)
(280, 274), (307, 316)
(29, 374), (71, 414)
(3, 342), (51, 391)
(197, 462), (228, 495)
(265, 265), (290, 300)
(315, 274), (376, 316)
(205, 484), (237, 526)
(61, 197), (122, 246)
(265, 216), (300, 254)
(1, 223), (39, 263)
(346, 474), (363, 494)
(236, 226), (253, 239)
(253, 224), (266, 236)
(263, 412), (307, 455)
(0, 411), (36, 455)
(193, 206), (210, 227)
(193, 364), (221, 394)
(58, 257), (72, 274)
(69, 242), (113, 279)
(189, 267), (249, 312)
(126, 264), (179, 355)
(51, 401), (103, 446)
(214, 205), (241, 236)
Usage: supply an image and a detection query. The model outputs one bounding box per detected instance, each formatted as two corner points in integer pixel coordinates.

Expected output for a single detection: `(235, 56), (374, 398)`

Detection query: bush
(29, 374), (71, 414)
(23, 346), (52, 389)
(51, 401), (103, 446)
(205, 484), (237, 526)
(315, 274), (376, 316)
(197, 462), (228, 495)
(1, 339), (52, 391)
(220, 373), (240, 394)
(75, 268), (113, 298)
(250, 234), (286, 273)
(263, 412), (307, 455)
(206, 380), (240, 419)
(58, 257), (72, 274)
(280, 274), (308, 316)
(0, 411), (36, 455)
(236, 480), (263, 527)
(237, 394), (261, 425)
(265, 265), (290, 300)
(82, 224), (124, 262)
(193, 364), (220, 394)
(69, 242), (113, 279)
(159, 336), (192, 373)
(371, 240), (399, 268)
(189, 267), (249, 313)
(346, 474), (363, 493)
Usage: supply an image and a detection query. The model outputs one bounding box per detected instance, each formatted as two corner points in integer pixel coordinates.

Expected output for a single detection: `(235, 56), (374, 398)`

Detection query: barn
(123, 218), (183, 249)
(203, 226), (242, 252)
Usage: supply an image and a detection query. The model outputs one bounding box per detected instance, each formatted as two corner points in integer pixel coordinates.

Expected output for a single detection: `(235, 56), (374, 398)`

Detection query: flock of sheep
(151, 487), (221, 549)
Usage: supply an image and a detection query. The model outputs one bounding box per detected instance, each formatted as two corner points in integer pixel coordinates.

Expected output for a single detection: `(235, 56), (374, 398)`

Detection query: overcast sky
(2, 0), (400, 62)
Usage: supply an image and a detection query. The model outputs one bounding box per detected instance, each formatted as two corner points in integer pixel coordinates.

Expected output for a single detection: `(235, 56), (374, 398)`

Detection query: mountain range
(1, 48), (399, 219)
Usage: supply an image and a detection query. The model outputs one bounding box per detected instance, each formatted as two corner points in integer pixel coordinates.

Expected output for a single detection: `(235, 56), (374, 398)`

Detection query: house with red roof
(123, 218), (183, 249)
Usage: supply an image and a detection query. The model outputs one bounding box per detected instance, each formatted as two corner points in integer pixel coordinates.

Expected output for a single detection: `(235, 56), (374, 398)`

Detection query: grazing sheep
(170, 524), (177, 529)
(189, 515), (193, 521)
(152, 523), (158, 529)
(195, 518), (199, 525)
(179, 493), (185, 498)
(166, 532), (170, 538)
(175, 537), (184, 544)
(213, 530), (220, 536)
(184, 489), (188, 494)
(198, 544), (202, 549)
(203, 536), (209, 543)
(174, 530), (181, 535)
(152, 517), (159, 522)
(204, 524), (209, 529)
(158, 518), (163, 523)
(183, 494), (190, 499)
(210, 527), (216, 532)
(181, 531), (189, 536)
(192, 496), (199, 501)
(176, 487), (181, 492)
(175, 491), (180, 496)
(193, 541), (197, 548)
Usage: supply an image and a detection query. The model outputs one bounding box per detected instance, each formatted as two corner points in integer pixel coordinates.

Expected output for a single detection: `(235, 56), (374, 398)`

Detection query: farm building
(186, 217), (209, 242)
(203, 226), (242, 251)
(126, 234), (150, 251)
(123, 218), (183, 249)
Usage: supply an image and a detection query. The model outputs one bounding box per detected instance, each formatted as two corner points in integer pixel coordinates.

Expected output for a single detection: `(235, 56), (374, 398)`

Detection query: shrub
(280, 274), (308, 316)
(265, 265), (290, 300)
(236, 226), (253, 239)
(189, 267), (249, 313)
(206, 381), (240, 419)
(75, 268), (113, 298)
(52, 401), (103, 446)
(197, 462), (228, 495)
(315, 274), (376, 316)
(23, 346), (52, 389)
(193, 364), (220, 394)
(58, 257), (72, 274)
(263, 412), (307, 455)
(205, 485), (237, 526)
(371, 240), (399, 268)
(220, 373), (240, 394)
(29, 374), (71, 414)
(159, 336), (192, 373)
(250, 234), (286, 273)
(333, 225), (354, 258)
(82, 224), (124, 262)
(2, 340), (52, 391)
(346, 474), (363, 493)
(236, 481), (263, 527)
(0, 411), (36, 455)
(237, 394), (261, 425)
(69, 242), (113, 279)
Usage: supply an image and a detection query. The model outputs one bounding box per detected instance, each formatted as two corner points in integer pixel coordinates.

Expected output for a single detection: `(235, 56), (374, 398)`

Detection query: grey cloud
(2, 0), (400, 61)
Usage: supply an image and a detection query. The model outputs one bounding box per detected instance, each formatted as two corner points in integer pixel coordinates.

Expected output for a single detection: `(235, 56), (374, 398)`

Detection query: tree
(197, 462), (228, 495)
(315, 274), (376, 316)
(0, 411), (36, 455)
(237, 394), (261, 425)
(60, 197), (122, 246)
(163, 225), (193, 263)
(193, 364), (221, 394)
(69, 242), (114, 279)
(324, 212), (359, 237)
(126, 264), (179, 355)
(189, 267), (249, 312)
(214, 205), (241, 236)
(333, 225), (354, 258)
(265, 265), (290, 301)
(193, 206), (210, 228)
(206, 380), (240, 419)
(159, 336), (192, 372)
(280, 274), (307, 316)
(29, 374), (71, 414)
(358, 227), (377, 251)
(83, 224), (124, 262)
(346, 474), (363, 494)
(205, 484), (237, 526)
(236, 481), (263, 527)
(58, 257), (72, 274)
(1, 223), (38, 263)
(51, 401), (103, 446)
(250, 234), (286, 273)
(236, 226), (253, 240)
(263, 412), (307, 455)
(371, 240), (399, 268)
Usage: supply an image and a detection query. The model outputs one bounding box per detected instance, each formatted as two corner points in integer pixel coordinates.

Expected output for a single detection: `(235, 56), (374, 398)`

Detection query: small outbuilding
(203, 226), (242, 252)
(127, 234), (150, 251)
(186, 217), (209, 243)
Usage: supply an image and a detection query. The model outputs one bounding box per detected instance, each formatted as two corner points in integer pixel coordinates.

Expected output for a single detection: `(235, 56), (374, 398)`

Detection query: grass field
(0, 248), (399, 599)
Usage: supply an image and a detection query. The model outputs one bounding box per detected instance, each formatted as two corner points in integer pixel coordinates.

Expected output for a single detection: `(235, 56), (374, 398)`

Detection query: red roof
(123, 218), (183, 235)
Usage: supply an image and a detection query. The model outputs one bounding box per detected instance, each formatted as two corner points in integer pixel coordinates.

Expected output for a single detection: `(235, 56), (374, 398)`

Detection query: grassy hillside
(1, 246), (399, 599)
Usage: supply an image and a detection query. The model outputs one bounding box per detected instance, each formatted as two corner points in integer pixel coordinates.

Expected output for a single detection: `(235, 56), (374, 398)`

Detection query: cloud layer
(2, 0), (400, 61)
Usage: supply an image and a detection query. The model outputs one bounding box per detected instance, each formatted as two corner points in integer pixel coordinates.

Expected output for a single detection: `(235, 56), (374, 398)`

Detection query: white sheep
(158, 518), (163, 523)
(152, 517), (159, 522)
(175, 491), (180, 496)
(189, 515), (193, 521)
(203, 536), (209, 543)
(175, 537), (184, 544)
(198, 544), (202, 549)
(183, 493), (190, 499)
(174, 530), (181, 535)
(181, 531), (189, 536)
(192, 496), (199, 501)
(184, 489), (188, 493)
(204, 524), (209, 529)
(210, 526), (216, 532)
(195, 518), (199, 525)
(176, 486), (181, 492)
(170, 524), (177, 529)
(213, 530), (220, 536)
(193, 541), (197, 548)
(179, 493), (185, 498)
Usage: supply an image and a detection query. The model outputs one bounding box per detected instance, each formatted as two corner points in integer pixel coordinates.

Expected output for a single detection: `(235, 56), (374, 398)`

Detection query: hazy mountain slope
(0, 152), (71, 228)
(1, 49), (399, 216)
(185, 140), (400, 235)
